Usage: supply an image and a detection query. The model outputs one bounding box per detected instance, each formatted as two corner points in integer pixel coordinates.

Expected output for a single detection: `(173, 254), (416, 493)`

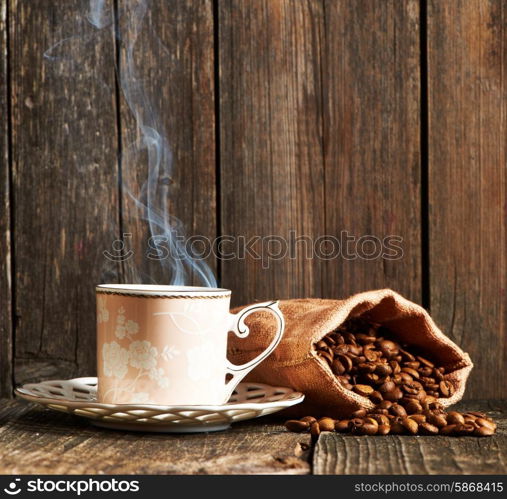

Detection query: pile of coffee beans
(285, 318), (496, 438)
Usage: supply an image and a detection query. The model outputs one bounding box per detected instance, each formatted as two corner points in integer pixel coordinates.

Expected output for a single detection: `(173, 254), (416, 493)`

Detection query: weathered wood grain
(314, 400), (507, 474)
(1, 399), (506, 475)
(427, 0), (507, 399)
(321, 0), (422, 303)
(117, 0), (216, 286)
(0, 0), (12, 397)
(0, 400), (311, 474)
(219, 0), (326, 306)
(10, 0), (120, 384)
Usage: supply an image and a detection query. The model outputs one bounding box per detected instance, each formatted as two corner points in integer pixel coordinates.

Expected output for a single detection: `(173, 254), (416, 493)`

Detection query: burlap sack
(228, 289), (473, 418)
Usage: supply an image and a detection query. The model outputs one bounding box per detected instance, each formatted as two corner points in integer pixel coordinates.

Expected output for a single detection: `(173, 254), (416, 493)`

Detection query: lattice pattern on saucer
(15, 378), (304, 433)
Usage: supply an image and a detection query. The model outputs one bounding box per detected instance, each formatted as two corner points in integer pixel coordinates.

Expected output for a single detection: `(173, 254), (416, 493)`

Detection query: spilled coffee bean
(285, 317), (496, 437)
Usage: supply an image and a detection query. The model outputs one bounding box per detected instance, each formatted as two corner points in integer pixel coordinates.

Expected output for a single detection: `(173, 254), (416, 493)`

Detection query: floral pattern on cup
(129, 340), (158, 370)
(114, 306), (140, 340)
(101, 306), (172, 401)
(97, 296), (110, 324)
(161, 345), (180, 362)
(102, 341), (129, 379)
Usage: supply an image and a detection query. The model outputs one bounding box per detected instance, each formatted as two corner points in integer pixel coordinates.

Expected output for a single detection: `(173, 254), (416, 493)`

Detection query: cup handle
(222, 300), (285, 403)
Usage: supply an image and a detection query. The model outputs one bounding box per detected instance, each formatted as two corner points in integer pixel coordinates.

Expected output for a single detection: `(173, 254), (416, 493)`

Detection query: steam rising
(87, 0), (109, 29)
(46, 0), (217, 287)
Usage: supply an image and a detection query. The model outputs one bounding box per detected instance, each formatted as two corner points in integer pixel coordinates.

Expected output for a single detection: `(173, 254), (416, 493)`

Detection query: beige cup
(96, 284), (285, 405)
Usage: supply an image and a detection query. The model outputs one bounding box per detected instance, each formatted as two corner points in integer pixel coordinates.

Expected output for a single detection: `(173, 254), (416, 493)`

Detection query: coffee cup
(96, 284), (284, 405)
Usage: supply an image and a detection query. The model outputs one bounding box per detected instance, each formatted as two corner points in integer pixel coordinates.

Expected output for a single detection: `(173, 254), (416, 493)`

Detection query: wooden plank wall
(219, 0), (326, 304)
(427, 0), (507, 398)
(9, 0), (120, 385)
(0, 0), (505, 399)
(320, 0), (421, 302)
(0, 0), (12, 397)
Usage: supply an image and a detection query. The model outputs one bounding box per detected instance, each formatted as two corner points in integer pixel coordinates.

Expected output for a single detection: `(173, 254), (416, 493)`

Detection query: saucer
(15, 377), (304, 433)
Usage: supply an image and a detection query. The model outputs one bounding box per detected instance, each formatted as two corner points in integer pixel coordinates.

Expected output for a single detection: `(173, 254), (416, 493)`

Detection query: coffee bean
(417, 355), (434, 368)
(427, 413), (447, 428)
(358, 363), (376, 373)
(404, 361), (420, 369)
(439, 380), (454, 397)
(476, 418), (497, 431)
(348, 344), (362, 356)
(383, 387), (403, 402)
(356, 417), (379, 436)
(389, 360), (401, 374)
(375, 364), (392, 376)
(390, 419), (406, 435)
(401, 417), (418, 435)
(318, 417), (336, 432)
(349, 417), (366, 427)
(333, 344), (348, 355)
(353, 384), (374, 396)
(351, 408), (368, 418)
(356, 333), (376, 344)
(285, 420), (309, 432)
(402, 382), (420, 395)
(408, 414), (426, 424)
(300, 416), (317, 424)
(379, 381), (396, 393)
(349, 418), (365, 435)
(415, 390), (428, 402)
(363, 350), (378, 362)
(310, 421), (321, 442)
(363, 373), (380, 384)
(457, 423), (476, 436)
(378, 340), (399, 358)
(399, 349), (415, 362)
(369, 390), (383, 404)
(390, 404), (407, 418)
(399, 372), (414, 384)
(370, 408), (389, 416)
(422, 396), (438, 409)
(369, 414), (390, 426)
(377, 424), (391, 435)
(467, 411), (487, 418)
(320, 350), (334, 364)
(360, 423), (378, 436)
(333, 334), (345, 345)
(378, 400), (393, 410)
(419, 422), (439, 435)
(335, 420), (350, 432)
(324, 335), (336, 346)
(331, 359), (346, 375)
(401, 367), (420, 379)
(364, 417), (379, 427)
(474, 426), (495, 437)
(405, 399), (423, 415)
(336, 354), (353, 372)
(419, 367), (433, 377)
(446, 411), (465, 425)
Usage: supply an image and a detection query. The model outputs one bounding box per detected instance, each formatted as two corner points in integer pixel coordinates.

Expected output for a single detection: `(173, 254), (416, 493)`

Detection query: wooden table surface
(0, 399), (505, 475)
